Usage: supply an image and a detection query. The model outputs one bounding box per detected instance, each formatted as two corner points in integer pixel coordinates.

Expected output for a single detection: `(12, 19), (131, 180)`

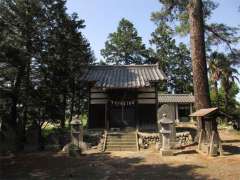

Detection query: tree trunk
(60, 93), (66, 128)
(38, 125), (44, 151)
(223, 86), (229, 113)
(213, 81), (219, 108)
(188, 0), (216, 139)
(69, 78), (75, 124)
(9, 66), (25, 151)
(188, 0), (211, 110)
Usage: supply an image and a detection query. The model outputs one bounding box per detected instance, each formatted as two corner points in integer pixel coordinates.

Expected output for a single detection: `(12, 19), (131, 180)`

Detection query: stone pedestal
(70, 118), (83, 148)
(160, 130), (174, 156)
(158, 114), (174, 156)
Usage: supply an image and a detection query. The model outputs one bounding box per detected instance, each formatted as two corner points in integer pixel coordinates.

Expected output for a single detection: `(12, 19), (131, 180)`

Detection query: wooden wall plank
(91, 99), (107, 104)
(138, 99), (156, 104)
(138, 93), (155, 98)
(137, 87), (155, 92)
(90, 93), (107, 98)
(90, 88), (105, 93)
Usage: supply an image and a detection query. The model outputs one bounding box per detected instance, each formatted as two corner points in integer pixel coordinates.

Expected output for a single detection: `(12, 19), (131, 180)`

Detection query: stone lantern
(159, 114), (174, 156)
(70, 116), (83, 148)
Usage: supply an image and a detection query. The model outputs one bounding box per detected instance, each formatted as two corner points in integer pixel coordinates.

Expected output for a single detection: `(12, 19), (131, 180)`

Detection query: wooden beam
(87, 85), (91, 129)
(105, 103), (108, 130)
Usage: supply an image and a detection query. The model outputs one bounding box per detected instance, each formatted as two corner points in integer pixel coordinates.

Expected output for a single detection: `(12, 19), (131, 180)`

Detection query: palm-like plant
(220, 59), (239, 112)
(208, 52), (224, 107)
(208, 51), (240, 112)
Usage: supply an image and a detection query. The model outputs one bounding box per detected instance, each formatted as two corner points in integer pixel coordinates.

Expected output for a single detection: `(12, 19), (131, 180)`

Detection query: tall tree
(0, 0), (45, 150)
(0, 0), (94, 151)
(152, 0), (239, 109)
(208, 51), (239, 113)
(188, 0), (211, 109)
(149, 22), (193, 93)
(151, 0), (223, 139)
(101, 18), (148, 65)
(208, 52), (223, 107)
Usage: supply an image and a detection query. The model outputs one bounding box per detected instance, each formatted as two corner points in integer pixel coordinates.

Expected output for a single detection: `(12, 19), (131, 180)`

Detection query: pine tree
(101, 18), (148, 65)
(0, 0), (94, 151)
(150, 22), (193, 93)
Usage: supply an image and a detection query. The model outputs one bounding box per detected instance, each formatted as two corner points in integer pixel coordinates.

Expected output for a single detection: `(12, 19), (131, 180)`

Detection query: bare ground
(0, 129), (240, 180)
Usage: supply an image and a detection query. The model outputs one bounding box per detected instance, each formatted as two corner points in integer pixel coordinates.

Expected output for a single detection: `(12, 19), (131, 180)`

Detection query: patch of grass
(80, 114), (88, 128)
(42, 123), (70, 139)
(41, 114), (88, 139)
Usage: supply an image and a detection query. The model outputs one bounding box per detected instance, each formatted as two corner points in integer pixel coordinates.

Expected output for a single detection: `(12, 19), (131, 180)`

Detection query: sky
(66, 0), (240, 99)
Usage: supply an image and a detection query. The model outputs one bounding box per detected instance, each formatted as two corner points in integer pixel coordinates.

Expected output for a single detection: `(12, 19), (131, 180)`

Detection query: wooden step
(106, 145), (137, 151)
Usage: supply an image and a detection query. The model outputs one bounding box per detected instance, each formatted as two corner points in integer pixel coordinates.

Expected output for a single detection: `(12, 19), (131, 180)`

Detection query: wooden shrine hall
(81, 64), (167, 130)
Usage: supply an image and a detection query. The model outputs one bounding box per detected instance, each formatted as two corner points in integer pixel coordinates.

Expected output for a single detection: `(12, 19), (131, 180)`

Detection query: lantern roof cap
(159, 114), (173, 124)
(70, 119), (81, 125)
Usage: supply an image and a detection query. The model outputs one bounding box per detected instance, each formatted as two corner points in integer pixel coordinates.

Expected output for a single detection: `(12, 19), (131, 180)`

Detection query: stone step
(107, 135), (136, 138)
(105, 132), (137, 151)
(107, 142), (136, 146)
(106, 148), (137, 151)
(107, 137), (136, 141)
(108, 134), (136, 137)
(107, 141), (136, 144)
(106, 146), (137, 151)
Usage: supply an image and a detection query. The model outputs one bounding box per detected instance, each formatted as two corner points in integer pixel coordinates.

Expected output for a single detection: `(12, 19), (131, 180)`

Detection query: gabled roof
(158, 94), (195, 103)
(190, 107), (218, 117)
(81, 64), (167, 89)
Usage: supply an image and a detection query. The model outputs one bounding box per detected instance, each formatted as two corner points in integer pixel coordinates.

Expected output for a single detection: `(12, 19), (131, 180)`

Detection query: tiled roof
(81, 64), (167, 89)
(158, 94), (195, 103)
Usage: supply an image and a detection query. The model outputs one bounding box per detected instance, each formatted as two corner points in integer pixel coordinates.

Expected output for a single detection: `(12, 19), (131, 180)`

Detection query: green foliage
(0, 0), (94, 151)
(208, 51), (239, 113)
(101, 18), (149, 64)
(80, 114), (88, 128)
(211, 83), (239, 107)
(42, 123), (70, 139)
(149, 22), (193, 93)
(152, 0), (239, 52)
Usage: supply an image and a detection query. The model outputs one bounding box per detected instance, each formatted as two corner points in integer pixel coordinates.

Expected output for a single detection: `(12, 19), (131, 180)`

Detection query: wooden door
(110, 103), (135, 128)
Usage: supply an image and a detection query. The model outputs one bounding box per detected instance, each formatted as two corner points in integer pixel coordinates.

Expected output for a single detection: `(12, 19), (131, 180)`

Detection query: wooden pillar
(190, 103), (194, 123)
(87, 86), (91, 129)
(135, 99), (139, 130)
(106, 100), (110, 129)
(155, 83), (159, 128)
(175, 103), (179, 123)
(105, 103), (108, 130)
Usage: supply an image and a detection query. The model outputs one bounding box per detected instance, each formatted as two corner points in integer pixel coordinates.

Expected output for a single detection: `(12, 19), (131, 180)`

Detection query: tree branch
(205, 24), (233, 52)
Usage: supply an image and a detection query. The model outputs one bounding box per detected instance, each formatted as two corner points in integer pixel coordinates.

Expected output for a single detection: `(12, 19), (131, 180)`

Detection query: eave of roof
(158, 94), (195, 103)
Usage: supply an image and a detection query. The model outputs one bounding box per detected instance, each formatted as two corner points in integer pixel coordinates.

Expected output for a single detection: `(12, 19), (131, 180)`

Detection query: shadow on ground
(223, 144), (240, 155)
(0, 150), (216, 180)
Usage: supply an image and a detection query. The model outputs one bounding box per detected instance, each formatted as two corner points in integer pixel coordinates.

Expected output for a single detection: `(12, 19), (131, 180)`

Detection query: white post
(175, 103), (179, 123)
(190, 103), (194, 123)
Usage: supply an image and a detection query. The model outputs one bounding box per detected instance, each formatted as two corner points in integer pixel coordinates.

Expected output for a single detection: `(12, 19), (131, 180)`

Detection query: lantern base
(160, 148), (174, 156)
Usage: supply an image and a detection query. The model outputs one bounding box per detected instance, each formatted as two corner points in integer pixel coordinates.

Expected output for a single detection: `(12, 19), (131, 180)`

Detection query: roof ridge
(89, 64), (158, 68)
(159, 94), (194, 96)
